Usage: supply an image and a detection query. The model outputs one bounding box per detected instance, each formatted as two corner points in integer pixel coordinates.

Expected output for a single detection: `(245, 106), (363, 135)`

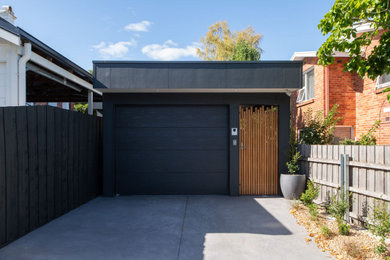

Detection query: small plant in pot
(280, 128), (306, 199)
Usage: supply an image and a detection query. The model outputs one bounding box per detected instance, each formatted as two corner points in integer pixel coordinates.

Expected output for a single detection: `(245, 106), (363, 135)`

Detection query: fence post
(340, 154), (350, 222)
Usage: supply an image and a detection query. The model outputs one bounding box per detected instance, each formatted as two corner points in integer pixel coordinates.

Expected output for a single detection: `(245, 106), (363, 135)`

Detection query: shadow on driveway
(0, 196), (329, 260)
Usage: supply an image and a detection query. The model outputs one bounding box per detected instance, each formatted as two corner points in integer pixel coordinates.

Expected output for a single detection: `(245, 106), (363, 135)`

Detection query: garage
(94, 61), (302, 196)
(114, 105), (229, 195)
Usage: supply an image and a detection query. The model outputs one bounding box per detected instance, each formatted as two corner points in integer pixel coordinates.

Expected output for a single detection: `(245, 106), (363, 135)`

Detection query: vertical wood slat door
(239, 105), (278, 195)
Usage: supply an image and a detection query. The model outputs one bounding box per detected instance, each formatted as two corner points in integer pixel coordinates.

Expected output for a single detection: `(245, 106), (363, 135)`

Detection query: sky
(6, 0), (335, 70)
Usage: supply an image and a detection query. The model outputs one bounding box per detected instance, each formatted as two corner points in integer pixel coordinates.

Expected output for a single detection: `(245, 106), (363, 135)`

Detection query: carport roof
(0, 17), (93, 82)
(0, 17), (102, 102)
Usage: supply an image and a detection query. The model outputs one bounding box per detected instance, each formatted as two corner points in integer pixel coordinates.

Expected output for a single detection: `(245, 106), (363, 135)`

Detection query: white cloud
(124, 21), (152, 32)
(92, 39), (136, 59)
(141, 40), (198, 60)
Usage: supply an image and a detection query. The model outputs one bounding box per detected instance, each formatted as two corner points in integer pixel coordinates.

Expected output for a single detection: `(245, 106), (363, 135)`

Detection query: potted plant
(280, 129), (306, 199)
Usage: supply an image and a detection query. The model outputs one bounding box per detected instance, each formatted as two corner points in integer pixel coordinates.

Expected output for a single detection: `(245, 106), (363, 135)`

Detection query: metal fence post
(340, 154), (350, 222)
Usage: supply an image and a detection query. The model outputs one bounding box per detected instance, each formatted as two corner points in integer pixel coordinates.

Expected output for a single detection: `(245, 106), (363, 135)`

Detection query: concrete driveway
(0, 196), (330, 260)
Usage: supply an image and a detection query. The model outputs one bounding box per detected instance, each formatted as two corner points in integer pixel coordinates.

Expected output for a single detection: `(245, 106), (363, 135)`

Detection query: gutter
(18, 42), (31, 105)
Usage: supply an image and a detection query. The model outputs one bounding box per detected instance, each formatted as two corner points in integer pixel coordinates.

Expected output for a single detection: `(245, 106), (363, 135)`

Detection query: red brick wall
(291, 57), (355, 142)
(355, 30), (390, 144)
(291, 45), (390, 145)
(327, 58), (357, 128)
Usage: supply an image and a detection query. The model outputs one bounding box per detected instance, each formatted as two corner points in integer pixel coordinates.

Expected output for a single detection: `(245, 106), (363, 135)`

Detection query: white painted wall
(0, 40), (19, 106)
(0, 62), (6, 105)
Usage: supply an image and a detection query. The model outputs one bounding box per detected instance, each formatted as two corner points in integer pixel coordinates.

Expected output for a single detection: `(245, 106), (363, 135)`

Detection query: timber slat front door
(239, 105), (278, 195)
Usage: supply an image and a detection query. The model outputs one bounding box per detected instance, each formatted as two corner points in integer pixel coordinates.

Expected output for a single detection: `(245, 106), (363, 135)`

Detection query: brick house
(291, 27), (390, 145)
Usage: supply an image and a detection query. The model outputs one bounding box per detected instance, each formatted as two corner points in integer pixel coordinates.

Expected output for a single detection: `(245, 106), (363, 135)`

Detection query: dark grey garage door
(114, 105), (229, 195)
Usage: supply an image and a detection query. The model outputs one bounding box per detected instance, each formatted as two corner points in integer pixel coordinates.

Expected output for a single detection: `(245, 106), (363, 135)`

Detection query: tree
(230, 40), (260, 61)
(317, 0), (390, 81)
(197, 21), (262, 61)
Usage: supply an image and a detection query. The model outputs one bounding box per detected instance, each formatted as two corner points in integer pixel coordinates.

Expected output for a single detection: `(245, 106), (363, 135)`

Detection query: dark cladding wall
(93, 61), (302, 90)
(102, 93), (290, 196)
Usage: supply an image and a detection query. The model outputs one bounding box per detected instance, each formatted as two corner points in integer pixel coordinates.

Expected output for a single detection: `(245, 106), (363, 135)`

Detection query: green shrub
(328, 189), (350, 221)
(368, 200), (390, 256)
(320, 225), (331, 239)
(286, 151), (301, 174)
(339, 120), (380, 145)
(328, 188), (352, 235)
(299, 104), (342, 145)
(338, 222), (350, 235)
(300, 180), (319, 206)
(288, 127), (298, 162)
(308, 203), (319, 221)
(339, 138), (356, 145)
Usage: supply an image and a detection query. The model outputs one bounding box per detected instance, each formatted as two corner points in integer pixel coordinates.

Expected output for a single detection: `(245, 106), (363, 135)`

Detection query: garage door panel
(115, 105), (229, 195)
(116, 150), (228, 173)
(115, 106), (228, 128)
(116, 127), (228, 150)
(117, 172), (228, 195)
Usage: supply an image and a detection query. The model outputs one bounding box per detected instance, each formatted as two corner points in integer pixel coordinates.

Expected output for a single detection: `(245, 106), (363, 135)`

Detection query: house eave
(290, 51), (350, 61)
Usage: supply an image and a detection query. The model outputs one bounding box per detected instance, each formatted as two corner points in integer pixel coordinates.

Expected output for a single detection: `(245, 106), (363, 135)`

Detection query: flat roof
(93, 60), (302, 92)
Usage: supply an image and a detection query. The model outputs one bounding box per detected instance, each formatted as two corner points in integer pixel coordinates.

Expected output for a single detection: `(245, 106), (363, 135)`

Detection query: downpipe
(18, 42), (32, 106)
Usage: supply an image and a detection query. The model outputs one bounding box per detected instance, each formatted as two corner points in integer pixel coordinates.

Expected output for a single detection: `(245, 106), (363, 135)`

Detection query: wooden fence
(298, 144), (390, 224)
(0, 106), (102, 247)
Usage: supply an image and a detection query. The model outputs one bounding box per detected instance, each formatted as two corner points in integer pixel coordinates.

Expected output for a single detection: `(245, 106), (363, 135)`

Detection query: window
(48, 102), (57, 107)
(62, 102), (69, 110)
(376, 73), (390, 89)
(297, 67), (315, 103)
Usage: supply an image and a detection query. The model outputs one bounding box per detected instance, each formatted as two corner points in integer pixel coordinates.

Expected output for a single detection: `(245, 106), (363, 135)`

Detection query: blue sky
(8, 0), (335, 70)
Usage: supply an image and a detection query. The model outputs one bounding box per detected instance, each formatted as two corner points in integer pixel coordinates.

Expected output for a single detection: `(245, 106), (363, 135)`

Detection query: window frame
(297, 66), (315, 103)
(376, 73), (390, 89)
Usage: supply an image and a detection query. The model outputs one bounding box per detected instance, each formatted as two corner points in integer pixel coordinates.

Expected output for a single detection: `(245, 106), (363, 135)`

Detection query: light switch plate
(231, 128), (238, 136)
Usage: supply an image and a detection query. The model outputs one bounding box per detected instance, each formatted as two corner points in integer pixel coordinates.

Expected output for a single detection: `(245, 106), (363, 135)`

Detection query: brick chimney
(0, 6), (16, 24)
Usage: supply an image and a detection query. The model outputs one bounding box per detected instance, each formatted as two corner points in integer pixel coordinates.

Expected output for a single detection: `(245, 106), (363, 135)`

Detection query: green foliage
(320, 225), (331, 239)
(300, 180), (319, 206)
(384, 87), (390, 103)
(339, 138), (356, 145)
(338, 222), (350, 236)
(299, 104), (342, 144)
(288, 127), (298, 162)
(197, 21), (262, 61)
(359, 120), (381, 145)
(329, 189), (351, 221)
(339, 120), (381, 145)
(74, 103), (88, 114)
(286, 151), (301, 174)
(328, 188), (352, 235)
(368, 200), (390, 255)
(308, 203), (319, 221)
(375, 243), (387, 255)
(317, 0), (390, 80)
(230, 40), (260, 61)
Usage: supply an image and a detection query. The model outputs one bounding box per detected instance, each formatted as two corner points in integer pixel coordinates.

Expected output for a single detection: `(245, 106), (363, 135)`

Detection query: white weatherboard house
(0, 6), (101, 113)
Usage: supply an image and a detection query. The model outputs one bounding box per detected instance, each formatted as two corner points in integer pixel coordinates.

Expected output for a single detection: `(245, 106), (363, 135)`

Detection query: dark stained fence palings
(0, 106), (102, 247)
